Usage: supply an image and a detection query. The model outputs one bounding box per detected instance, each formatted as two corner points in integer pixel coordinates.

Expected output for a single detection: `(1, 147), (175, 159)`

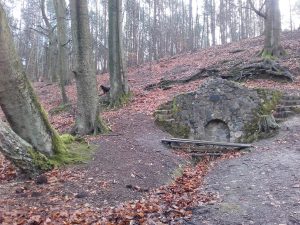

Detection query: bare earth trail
(184, 116), (300, 225)
(65, 112), (184, 207)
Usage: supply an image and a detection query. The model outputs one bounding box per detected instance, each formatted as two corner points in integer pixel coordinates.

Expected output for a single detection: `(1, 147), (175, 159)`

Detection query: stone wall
(155, 78), (263, 143)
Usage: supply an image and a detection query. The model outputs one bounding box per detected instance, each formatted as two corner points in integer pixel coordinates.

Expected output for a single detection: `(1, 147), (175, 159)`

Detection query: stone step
(276, 105), (300, 112)
(154, 109), (173, 115)
(281, 95), (300, 101)
(155, 114), (174, 121)
(275, 118), (286, 123)
(273, 111), (295, 118)
(157, 104), (173, 111)
(279, 100), (300, 106)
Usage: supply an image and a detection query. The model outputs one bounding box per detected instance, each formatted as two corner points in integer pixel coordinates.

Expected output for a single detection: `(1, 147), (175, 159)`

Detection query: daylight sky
(10, 0), (300, 31)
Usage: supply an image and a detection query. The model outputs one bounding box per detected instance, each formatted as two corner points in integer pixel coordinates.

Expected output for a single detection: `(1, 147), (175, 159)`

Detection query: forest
(0, 0), (300, 224)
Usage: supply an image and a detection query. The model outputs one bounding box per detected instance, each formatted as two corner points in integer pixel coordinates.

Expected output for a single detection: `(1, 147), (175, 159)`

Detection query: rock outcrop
(155, 78), (285, 143)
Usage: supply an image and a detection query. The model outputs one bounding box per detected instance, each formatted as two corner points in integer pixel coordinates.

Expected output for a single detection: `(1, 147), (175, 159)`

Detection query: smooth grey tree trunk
(53, 0), (69, 104)
(263, 0), (283, 57)
(249, 0), (284, 57)
(40, 0), (58, 82)
(108, 0), (129, 107)
(0, 120), (47, 176)
(71, 0), (106, 135)
(0, 4), (64, 157)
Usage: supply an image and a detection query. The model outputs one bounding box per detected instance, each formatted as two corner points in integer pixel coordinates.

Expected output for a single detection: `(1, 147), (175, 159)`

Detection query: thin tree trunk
(53, 0), (69, 104)
(108, 0), (129, 106)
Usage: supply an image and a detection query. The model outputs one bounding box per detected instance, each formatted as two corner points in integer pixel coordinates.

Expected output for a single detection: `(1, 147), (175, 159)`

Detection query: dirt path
(184, 116), (300, 225)
(64, 112), (184, 207)
(0, 112), (184, 218)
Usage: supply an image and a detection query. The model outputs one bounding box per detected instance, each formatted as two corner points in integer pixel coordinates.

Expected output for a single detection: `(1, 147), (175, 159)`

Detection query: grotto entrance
(204, 119), (230, 142)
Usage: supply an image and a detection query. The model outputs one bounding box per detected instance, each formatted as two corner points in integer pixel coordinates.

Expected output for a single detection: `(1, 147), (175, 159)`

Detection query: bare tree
(53, 0), (69, 104)
(108, 0), (129, 106)
(70, 0), (107, 135)
(249, 0), (284, 57)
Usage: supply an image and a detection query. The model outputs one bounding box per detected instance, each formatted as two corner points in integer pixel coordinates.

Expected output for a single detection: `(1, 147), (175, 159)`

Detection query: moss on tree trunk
(108, 0), (129, 107)
(0, 4), (66, 156)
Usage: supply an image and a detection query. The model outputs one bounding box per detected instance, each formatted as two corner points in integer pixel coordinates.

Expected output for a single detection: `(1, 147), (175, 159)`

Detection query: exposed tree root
(224, 59), (294, 82)
(258, 114), (280, 133)
(144, 68), (219, 91)
(0, 121), (49, 176)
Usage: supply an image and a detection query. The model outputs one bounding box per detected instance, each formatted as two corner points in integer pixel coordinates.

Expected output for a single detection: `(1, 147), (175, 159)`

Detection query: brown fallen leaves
(99, 161), (215, 225)
(0, 154), (16, 181)
(0, 160), (215, 225)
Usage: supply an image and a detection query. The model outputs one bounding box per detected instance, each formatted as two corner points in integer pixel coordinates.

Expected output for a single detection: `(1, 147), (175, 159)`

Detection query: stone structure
(155, 79), (265, 143)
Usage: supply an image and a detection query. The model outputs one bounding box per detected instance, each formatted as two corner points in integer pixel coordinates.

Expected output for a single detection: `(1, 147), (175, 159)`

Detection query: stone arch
(204, 119), (230, 142)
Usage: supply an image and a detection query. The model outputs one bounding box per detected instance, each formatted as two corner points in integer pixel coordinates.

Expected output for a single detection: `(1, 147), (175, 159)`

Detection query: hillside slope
(0, 31), (299, 224)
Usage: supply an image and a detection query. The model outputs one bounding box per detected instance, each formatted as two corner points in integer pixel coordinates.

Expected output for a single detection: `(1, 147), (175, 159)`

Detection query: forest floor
(0, 31), (300, 224)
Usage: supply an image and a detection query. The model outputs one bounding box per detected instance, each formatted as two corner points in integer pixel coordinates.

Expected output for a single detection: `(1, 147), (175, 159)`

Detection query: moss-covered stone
(155, 119), (190, 138)
(241, 89), (282, 143)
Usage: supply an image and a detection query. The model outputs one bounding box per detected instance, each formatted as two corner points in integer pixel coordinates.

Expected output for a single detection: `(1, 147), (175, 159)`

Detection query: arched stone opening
(204, 119), (230, 142)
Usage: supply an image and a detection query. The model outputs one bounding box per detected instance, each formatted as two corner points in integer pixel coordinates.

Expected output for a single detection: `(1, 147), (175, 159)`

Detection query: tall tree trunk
(108, 0), (129, 107)
(263, 0), (284, 57)
(0, 4), (65, 157)
(249, 0), (284, 57)
(40, 0), (58, 82)
(70, 0), (106, 135)
(53, 0), (69, 104)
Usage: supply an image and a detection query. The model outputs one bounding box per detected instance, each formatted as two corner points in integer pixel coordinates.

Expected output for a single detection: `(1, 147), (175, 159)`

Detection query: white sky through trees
(9, 0), (300, 35)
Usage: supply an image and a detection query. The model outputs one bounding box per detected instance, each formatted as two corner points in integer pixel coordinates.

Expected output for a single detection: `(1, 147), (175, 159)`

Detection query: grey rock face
(156, 78), (262, 142)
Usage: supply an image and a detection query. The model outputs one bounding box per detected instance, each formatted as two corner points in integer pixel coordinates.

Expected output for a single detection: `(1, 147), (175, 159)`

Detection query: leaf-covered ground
(0, 31), (300, 224)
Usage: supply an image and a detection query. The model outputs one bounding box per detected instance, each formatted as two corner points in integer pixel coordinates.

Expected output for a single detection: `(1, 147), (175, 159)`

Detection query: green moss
(241, 89), (282, 143)
(261, 50), (276, 60)
(96, 117), (110, 134)
(156, 119), (190, 138)
(256, 89), (282, 115)
(24, 77), (67, 155)
(60, 134), (76, 144)
(109, 91), (133, 108)
(49, 142), (95, 167)
(28, 148), (54, 171)
(28, 135), (95, 171)
(51, 130), (67, 154)
(172, 98), (179, 114)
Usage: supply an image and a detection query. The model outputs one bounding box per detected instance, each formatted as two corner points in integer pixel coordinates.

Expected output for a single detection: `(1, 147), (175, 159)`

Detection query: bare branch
(248, 0), (267, 19)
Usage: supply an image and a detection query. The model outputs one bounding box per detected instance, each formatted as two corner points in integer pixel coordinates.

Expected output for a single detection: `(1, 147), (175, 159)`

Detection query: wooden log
(161, 138), (252, 149)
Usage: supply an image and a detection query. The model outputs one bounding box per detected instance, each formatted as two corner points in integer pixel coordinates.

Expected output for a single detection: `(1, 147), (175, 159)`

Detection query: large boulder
(155, 78), (281, 143)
